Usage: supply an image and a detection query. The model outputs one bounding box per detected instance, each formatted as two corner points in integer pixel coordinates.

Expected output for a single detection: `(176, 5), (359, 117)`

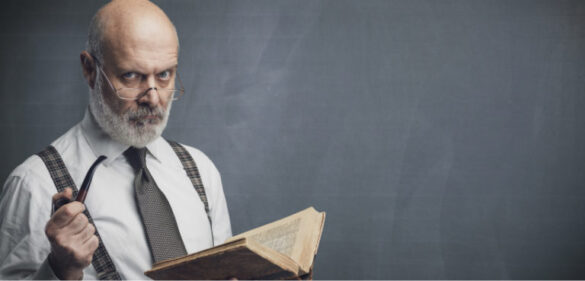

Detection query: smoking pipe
(52, 155), (107, 213)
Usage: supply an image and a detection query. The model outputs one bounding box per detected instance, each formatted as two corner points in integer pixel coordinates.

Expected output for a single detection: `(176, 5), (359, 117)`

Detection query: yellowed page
(246, 216), (302, 257)
(227, 207), (325, 273)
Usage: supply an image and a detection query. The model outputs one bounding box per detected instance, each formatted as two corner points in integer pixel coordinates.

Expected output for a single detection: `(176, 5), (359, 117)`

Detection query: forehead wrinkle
(109, 46), (177, 74)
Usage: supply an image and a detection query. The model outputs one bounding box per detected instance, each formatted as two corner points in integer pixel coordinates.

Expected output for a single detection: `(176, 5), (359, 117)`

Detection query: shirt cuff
(32, 257), (60, 280)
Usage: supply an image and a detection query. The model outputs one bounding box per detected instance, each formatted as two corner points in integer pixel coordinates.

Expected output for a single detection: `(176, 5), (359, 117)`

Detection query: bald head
(87, 0), (179, 63)
(81, 0), (180, 147)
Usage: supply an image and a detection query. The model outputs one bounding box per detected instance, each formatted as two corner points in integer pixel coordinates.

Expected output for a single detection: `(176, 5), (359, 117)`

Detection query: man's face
(99, 30), (179, 118)
(88, 16), (179, 147)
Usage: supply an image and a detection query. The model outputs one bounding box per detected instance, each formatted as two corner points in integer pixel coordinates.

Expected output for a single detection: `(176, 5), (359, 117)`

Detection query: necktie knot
(124, 147), (148, 170)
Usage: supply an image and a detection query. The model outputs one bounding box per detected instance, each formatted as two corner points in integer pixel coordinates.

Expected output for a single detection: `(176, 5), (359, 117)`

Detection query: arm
(186, 147), (232, 245)
(0, 170), (56, 279)
(208, 168), (233, 246)
(0, 166), (97, 280)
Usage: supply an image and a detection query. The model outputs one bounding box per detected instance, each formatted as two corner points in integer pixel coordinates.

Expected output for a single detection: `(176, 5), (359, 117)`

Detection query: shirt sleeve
(207, 163), (233, 245)
(33, 258), (60, 280)
(0, 159), (58, 280)
(186, 147), (233, 245)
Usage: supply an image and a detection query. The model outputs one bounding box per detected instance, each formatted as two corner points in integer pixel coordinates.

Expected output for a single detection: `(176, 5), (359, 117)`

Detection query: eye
(157, 70), (171, 80)
(122, 72), (138, 80)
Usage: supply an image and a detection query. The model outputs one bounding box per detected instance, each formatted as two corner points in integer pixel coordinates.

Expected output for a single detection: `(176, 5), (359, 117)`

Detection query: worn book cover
(145, 207), (326, 280)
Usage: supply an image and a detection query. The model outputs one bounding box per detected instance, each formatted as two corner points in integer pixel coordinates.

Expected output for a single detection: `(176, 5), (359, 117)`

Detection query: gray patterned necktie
(124, 147), (187, 263)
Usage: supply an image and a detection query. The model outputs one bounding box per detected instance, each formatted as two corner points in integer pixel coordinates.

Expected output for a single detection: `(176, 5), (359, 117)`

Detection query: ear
(80, 51), (97, 89)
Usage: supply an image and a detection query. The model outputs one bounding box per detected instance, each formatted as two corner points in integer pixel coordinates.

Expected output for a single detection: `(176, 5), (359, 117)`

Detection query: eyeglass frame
(91, 55), (185, 101)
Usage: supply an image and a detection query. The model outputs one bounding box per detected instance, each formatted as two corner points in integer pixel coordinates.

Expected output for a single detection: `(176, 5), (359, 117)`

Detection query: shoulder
(164, 140), (223, 192)
(50, 122), (84, 161)
(4, 153), (53, 192)
(186, 146), (219, 172)
(1, 153), (55, 216)
(167, 141), (220, 175)
(2, 122), (83, 205)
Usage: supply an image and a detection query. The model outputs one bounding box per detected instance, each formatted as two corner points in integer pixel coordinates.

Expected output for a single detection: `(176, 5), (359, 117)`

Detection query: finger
(74, 222), (95, 244)
(51, 188), (75, 212)
(74, 234), (98, 268)
(63, 213), (90, 236)
(52, 188), (74, 203)
(81, 234), (99, 256)
(50, 202), (86, 228)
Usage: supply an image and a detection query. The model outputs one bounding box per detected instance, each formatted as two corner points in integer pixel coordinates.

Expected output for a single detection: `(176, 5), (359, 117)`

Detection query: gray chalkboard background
(1, 0), (585, 279)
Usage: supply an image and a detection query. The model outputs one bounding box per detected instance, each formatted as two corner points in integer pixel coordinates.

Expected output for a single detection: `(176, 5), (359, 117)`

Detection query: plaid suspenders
(167, 140), (214, 245)
(37, 146), (121, 280)
(37, 141), (212, 279)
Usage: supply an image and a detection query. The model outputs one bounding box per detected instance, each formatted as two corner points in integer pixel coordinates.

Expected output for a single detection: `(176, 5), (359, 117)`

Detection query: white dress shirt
(0, 109), (232, 280)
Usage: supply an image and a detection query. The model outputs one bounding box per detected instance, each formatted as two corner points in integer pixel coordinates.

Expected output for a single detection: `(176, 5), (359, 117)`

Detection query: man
(0, 0), (232, 279)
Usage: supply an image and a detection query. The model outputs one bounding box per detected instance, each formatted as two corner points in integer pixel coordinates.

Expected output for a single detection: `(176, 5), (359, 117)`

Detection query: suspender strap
(166, 140), (214, 245)
(37, 146), (121, 280)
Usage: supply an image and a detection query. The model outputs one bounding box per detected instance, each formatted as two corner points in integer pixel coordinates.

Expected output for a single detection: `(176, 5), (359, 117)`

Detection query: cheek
(102, 90), (131, 114)
(159, 98), (170, 109)
(117, 100), (137, 114)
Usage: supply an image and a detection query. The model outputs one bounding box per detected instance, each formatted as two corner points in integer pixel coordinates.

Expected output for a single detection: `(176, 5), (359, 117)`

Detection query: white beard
(88, 72), (172, 148)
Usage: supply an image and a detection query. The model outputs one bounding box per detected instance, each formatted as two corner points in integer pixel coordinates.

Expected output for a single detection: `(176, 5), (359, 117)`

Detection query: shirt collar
(145, 135), (166, 164)
(80, 108), (165, 166)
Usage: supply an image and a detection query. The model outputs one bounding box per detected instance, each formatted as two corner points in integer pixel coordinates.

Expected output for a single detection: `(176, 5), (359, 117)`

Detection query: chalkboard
(1, 0), (584, 279)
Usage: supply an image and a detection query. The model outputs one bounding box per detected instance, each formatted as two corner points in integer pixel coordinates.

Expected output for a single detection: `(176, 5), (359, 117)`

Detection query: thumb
(52, 187), (74, 204)
(51, 188), (75, 213)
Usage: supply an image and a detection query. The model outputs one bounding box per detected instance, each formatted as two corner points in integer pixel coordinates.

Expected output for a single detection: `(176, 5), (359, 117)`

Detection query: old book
(144, 207), (326, 280)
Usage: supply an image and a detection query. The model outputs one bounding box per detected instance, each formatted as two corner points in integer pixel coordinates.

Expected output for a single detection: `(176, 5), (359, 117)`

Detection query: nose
(137, 76), (160, 107)
(141, 88), (160, 107)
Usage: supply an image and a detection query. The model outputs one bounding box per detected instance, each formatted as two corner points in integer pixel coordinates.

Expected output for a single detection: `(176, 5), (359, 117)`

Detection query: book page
(227, 207), (325, 273)
(248, 217), (301, 256)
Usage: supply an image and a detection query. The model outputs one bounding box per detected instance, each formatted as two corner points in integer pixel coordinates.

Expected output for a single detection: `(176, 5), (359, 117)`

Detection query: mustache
(127, 105), (165, 121)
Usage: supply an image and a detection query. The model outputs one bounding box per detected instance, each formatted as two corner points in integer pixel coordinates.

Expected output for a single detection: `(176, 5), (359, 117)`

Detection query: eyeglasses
(93, 56), (185, 101)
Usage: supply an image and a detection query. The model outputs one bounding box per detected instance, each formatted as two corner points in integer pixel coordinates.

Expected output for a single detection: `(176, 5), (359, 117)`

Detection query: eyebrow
(160, 65), (179, 72)
(120, 64), (178, 74)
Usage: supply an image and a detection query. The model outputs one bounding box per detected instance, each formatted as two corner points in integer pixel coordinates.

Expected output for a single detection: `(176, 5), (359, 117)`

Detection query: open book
(144, 207), (326, 280)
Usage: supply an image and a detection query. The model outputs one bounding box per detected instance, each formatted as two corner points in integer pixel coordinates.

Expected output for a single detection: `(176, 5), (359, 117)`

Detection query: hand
(45, 188), (99, 280)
